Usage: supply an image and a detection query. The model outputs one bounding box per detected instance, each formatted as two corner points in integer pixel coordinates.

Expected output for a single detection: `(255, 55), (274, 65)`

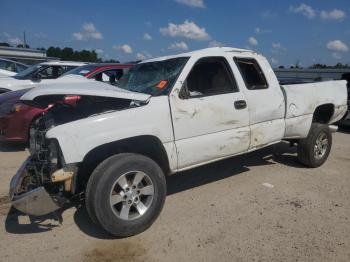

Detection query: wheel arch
(75, 135), (171, 193)
(312, 103), (335, 124)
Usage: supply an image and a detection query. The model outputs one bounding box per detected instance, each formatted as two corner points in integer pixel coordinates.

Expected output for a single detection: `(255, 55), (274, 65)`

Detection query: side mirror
(31, 73), (41, 82)
(179, 81), (190, 99)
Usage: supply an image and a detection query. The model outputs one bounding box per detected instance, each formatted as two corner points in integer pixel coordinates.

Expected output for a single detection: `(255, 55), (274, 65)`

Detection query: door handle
(234, 100), (247, 110)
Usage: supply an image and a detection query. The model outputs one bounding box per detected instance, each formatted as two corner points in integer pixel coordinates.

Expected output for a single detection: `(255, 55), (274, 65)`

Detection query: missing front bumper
(9, 157), (61, 216)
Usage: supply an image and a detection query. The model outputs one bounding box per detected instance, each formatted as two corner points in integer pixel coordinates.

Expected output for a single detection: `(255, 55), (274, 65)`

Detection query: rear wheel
(297, 123), (332, 168)
(85, 153), (166, 237)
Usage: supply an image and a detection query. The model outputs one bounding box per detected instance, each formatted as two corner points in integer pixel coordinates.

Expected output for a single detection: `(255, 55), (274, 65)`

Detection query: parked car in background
(9, 47), (347, 237)
(61, 63), (133, 83)
(0, 63), (133, 143)
(0, 58), (28, 77)
(0, 61), (87, 94)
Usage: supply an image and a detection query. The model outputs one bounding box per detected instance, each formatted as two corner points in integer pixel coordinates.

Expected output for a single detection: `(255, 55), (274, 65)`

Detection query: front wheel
(297, 123), (332, 168)
(85, 153), (166, 237)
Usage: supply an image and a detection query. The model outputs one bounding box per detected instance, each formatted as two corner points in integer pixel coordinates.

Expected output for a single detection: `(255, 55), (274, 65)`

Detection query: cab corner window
(235, 58), (268, 90)
(185, 57), (237, 98)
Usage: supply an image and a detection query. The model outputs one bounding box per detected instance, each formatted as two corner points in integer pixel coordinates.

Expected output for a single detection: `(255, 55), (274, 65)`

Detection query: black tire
(85, 153), (166, 237)
(297, 123), (332, 168)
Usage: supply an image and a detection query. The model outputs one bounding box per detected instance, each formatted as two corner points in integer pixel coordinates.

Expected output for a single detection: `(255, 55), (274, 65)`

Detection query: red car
(0, 63), (133, 143)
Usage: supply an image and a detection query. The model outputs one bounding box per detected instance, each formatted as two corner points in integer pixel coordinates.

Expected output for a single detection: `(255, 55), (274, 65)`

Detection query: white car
(0, 69), (16, 77)
(10, 47), (348, 237)
(0, 58), (28, 77)
(0, 61), (87, 94)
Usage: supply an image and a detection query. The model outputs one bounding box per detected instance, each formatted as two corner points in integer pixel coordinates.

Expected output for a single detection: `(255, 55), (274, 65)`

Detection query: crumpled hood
(20, 79), (151, 108)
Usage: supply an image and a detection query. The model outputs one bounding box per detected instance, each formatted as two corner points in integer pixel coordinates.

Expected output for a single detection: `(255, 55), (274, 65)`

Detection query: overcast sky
(0, 0), (349, 66)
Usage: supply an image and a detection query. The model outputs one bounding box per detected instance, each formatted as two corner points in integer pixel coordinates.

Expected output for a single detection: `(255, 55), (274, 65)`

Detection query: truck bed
(281, 80), (348, 138)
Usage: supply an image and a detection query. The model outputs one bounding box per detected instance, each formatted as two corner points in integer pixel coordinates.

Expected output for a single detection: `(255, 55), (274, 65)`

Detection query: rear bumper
(329, 125), (338, 133)
(9, 157), (61, 216)
(337, 102), (350, 126)
(340, 110), (350, 126)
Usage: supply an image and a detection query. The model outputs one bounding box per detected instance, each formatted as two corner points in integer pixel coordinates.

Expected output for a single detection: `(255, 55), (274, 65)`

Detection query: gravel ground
(0, 129), (349, 262)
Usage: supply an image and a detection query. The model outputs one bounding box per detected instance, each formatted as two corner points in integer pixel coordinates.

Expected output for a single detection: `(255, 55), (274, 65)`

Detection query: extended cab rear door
(233, 56), (286, 149)
(169, 55), (250, 170)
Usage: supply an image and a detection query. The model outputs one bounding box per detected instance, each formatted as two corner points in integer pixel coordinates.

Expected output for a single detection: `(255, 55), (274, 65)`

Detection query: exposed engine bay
(26, 95), (139, 124)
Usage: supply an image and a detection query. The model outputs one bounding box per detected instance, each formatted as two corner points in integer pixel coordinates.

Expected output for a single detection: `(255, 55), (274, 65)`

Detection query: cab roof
(142, 47), (256, 63)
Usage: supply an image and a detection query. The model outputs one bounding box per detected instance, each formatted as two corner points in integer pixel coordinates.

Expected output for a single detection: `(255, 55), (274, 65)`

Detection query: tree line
(278, 63), (350, 69)
(46, 47), (119, 63)
(46, 47), (100, 62)
(308, 63), (350, 69)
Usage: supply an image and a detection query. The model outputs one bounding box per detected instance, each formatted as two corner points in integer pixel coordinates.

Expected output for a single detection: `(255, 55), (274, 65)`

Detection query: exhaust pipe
(329, 125), (338, 133)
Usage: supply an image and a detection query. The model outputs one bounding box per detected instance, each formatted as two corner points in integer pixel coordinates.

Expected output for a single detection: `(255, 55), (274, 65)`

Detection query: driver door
(169, 56), (250, 170)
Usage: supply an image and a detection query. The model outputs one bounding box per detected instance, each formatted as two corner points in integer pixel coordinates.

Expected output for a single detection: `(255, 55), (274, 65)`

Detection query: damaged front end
(9, 90), (148, 216)
(9, 115), (77, 216)
(9, 158), (62, 216)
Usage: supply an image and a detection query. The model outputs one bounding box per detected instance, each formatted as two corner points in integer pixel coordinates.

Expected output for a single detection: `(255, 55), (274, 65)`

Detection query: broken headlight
(48, 139), (60, 169)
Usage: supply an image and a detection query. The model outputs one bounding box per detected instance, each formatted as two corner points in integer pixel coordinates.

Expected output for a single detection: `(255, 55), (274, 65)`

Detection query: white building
(275, 68), (350, 83)
(0, 46), (58, 65)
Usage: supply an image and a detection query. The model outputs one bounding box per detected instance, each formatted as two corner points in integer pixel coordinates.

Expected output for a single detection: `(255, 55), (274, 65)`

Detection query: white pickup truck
(10, 47), (347, 237)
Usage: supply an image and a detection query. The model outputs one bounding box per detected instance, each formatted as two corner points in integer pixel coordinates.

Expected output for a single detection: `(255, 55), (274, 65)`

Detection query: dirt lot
(0, 129), (349, 262)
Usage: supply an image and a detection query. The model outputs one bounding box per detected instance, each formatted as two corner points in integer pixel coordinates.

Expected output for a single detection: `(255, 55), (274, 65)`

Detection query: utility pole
(23, 31), (27, 48)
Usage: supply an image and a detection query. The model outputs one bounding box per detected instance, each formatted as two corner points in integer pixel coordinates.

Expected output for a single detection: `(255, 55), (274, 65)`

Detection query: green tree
(103, 59), (120, 63)
(46, 46), (116, 63)
(47, 46), (62, 58)
(61, 47), (74, 60)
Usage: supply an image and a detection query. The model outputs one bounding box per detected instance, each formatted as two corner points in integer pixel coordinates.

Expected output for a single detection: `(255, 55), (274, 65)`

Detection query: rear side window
(235, 58), (268, 90)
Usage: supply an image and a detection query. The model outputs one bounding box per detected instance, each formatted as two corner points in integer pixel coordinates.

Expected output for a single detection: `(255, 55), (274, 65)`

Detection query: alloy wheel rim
(314, 132), (328, 160)
(109, 171), (154, 221)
